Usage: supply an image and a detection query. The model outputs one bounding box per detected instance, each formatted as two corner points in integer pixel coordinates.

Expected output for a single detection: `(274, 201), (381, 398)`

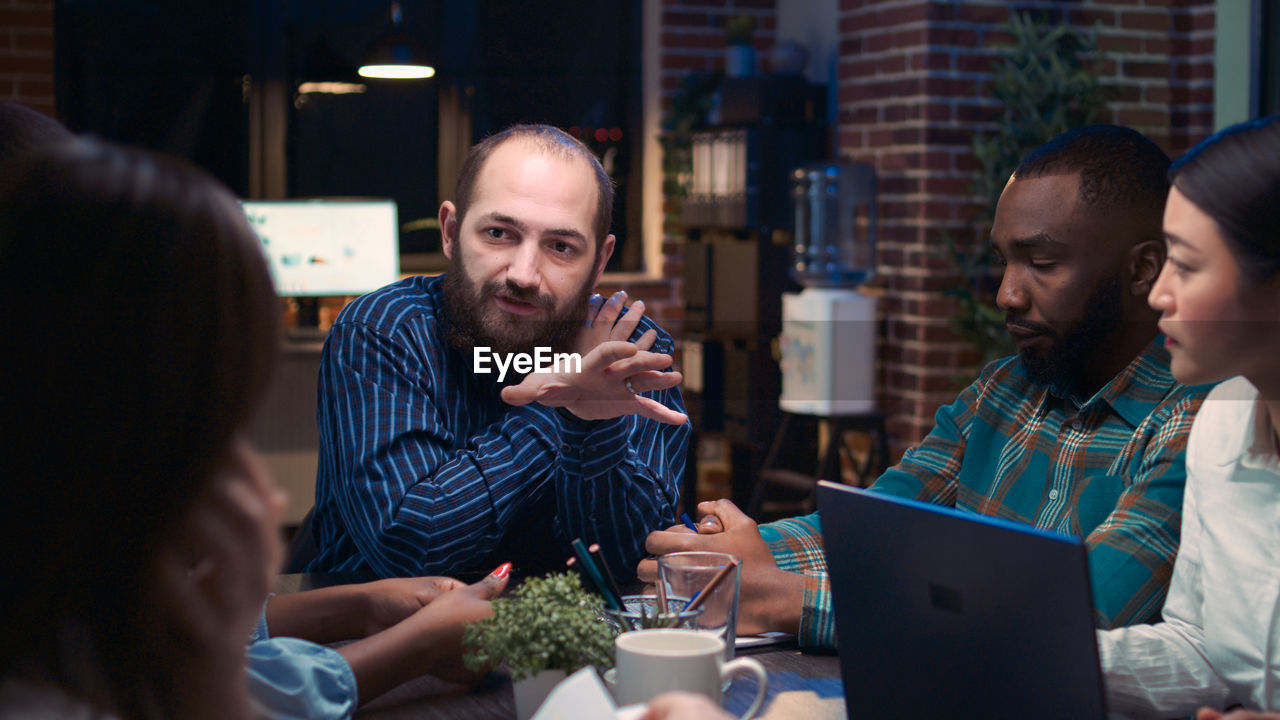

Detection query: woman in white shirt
(1098, 115), (1280, 719)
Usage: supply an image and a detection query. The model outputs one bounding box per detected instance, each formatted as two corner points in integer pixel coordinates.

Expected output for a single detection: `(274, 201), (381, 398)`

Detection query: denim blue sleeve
(247, 637), (358, 720)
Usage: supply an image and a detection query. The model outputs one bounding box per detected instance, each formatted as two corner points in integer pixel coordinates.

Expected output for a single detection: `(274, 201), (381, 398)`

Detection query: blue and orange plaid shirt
(760, 337), (1210, 648)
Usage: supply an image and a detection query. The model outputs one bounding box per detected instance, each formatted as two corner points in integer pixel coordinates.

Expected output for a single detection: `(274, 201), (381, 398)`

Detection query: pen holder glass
(602, 594), (703, 633)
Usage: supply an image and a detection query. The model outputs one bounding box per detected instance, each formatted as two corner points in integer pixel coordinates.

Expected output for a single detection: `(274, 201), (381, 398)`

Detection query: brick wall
(834, 0), (1215, 450)
(0, 0), (55, 116)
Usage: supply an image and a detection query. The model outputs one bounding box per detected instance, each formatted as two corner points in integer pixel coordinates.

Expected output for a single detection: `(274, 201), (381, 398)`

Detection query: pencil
(588, 543), (626, 610)
(683, 557), (739, 613)
(572, 537), (622, 611)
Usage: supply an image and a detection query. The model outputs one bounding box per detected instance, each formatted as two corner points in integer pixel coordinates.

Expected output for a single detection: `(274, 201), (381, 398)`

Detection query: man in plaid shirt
(641, 125), (1211, 649)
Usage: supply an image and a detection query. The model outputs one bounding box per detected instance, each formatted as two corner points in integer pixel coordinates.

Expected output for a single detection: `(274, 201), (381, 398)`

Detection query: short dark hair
(0, 138), (279, 717)
(1169, 115), (1280, 285)
(1013, 124), (1171, 245)
(452, 124), (615, 247)
(0, 100), (72, 164)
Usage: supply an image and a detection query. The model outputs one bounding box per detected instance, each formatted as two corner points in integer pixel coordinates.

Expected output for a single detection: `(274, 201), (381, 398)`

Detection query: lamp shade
(357, 2), (434, 79)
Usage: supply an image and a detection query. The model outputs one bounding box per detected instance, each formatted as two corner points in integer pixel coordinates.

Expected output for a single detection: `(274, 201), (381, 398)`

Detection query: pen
(680, 512), (700, 533)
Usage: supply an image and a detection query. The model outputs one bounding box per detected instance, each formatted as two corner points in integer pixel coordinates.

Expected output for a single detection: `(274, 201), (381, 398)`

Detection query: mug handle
(720, 657), (768, 720)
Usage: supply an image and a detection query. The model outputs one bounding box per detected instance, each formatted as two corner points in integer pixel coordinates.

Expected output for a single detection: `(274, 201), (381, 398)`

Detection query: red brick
(1188, 85), (1213, 104)
(1120, 11), (1169, 31)
(866, 31), (894, 53)
(1123, 60), (1169, 79)
(955, 52), (999, 73)
(982, 29), (1013, 46)
(847, 58), (877, 76)
(839, 37), (862, 55)
(924, 126), (972, 146)
(880, 2), (929, 26)
(1174, 61), (1212, 80)
(1097, 34), (1142, 53)
(0, 56), (51, 73)
(1144, 85), (1172, 104)
(957, 3), (1009, 23)
(928, 27), (979, 47)
(1069, 9), (1117, 25)
(663, 11), (712, 26)
(1187, 36), (1214, 55)
(878, 54), (907, 74)
(1104, 81), (1142, 103)
(17, 78), (52, 97)
(1116, 108), (1169, 127)
(892, 127), (923, 145)
(868, 128), (893, 147)
(922, 176), (973, 196)
(0, 9), (53, 28)
(956, 102), (999, 123)
(1144, 35), (1173, 55)
(881, 103), (908, 122)
(921, 151), (950, 171)
(923, 201), (956, 221)
(924, 103), (951, 122)
(923, 76), (979, 97)
(13, 29), (53, 53)
(893, 27), (927, 48)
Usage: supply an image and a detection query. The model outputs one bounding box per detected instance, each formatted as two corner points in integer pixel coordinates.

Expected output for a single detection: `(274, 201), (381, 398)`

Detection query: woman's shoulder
(1189, 376), (1258, 465)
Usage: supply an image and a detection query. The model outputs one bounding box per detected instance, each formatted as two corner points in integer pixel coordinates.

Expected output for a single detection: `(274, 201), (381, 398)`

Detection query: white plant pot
(512, 668), (568, 720)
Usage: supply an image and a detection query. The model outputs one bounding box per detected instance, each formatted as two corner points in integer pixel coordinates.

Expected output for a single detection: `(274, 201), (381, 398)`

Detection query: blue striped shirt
(309, 275), (690, 580)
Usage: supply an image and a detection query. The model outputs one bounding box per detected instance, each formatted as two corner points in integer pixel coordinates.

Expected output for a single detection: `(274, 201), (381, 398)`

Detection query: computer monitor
(241, 198), (401, 299)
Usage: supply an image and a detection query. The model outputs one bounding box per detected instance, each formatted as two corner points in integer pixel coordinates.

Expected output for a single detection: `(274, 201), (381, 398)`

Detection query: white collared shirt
(1099, 376), (1280, 718)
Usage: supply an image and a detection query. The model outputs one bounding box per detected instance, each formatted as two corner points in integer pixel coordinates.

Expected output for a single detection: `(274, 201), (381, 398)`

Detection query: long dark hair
(1169, 115), (1280, 285)
(0, 138), (279, 716)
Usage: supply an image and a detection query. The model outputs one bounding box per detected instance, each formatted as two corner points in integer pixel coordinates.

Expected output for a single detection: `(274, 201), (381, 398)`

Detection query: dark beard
(1016, 278), (1124, 392)
(440, 253), (591, 365)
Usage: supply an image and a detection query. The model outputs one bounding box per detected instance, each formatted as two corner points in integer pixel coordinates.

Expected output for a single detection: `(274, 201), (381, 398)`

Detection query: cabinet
(679, 76), (826, 511)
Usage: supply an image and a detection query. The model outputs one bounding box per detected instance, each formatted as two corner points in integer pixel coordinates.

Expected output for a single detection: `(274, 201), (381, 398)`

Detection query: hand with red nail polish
(334, 563), (512, 698)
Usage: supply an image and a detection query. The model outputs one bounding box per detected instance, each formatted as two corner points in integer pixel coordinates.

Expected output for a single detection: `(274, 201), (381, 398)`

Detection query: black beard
(441, 254), (592, 366)
(1016, 277), (1124, 392)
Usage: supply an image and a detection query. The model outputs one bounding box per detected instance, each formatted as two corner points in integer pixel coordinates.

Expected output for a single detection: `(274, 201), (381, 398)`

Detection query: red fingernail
(492, 562), (512, 579)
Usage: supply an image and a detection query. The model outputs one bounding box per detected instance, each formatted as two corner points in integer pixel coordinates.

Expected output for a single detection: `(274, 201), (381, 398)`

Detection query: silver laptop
(817, 481), (1106, 719)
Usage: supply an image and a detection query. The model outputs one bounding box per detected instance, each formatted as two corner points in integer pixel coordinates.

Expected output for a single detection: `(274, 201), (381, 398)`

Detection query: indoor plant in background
(463, 572), (616, 720)
(945, 11), (1109, 367)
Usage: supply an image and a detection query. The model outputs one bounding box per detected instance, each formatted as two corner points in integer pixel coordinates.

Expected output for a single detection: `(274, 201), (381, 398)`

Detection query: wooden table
(275, 574), (846, 719)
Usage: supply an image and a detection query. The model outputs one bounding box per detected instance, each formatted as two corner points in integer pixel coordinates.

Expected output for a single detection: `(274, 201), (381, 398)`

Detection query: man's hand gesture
(501, 291), (688, 425)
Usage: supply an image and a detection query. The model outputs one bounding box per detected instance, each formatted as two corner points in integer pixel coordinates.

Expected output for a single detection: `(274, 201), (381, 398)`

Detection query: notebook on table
(816, 480), (1106, 720)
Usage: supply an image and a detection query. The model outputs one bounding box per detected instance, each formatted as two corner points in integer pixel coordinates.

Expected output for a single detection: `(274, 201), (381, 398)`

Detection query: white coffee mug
(614, 629), (768, 719)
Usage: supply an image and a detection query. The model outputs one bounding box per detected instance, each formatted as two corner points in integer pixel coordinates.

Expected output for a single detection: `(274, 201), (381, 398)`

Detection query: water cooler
(779, 162), (878, 415)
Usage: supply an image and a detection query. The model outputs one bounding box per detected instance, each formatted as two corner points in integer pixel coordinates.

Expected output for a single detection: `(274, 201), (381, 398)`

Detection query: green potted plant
(945, 11), (1109, 368)
(463, 572), (616, 720)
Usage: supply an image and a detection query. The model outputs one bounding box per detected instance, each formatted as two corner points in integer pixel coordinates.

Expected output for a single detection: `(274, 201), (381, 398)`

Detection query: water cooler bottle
(779, 162), (878, 415)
